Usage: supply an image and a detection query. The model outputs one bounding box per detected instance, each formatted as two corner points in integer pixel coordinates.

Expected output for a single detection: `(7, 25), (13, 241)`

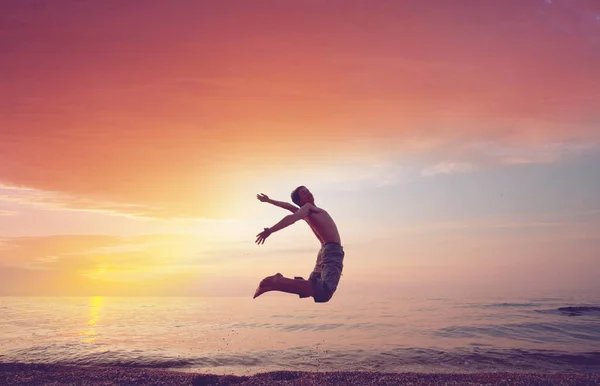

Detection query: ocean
(1, 293), (599, 376)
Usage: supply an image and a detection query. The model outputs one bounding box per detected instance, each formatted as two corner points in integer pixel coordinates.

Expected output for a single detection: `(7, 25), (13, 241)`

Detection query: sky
(1, 0), (599, 297)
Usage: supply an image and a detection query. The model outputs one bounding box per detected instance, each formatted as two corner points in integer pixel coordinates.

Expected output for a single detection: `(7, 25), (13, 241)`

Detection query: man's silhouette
(253, 186), (344, 303)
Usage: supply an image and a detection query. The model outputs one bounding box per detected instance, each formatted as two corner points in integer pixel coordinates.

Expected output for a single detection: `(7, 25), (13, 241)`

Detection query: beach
(1, 364), (600, 386)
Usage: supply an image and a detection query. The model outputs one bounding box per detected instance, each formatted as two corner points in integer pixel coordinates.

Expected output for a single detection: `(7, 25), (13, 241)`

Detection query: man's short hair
(291, 186), (305, 207)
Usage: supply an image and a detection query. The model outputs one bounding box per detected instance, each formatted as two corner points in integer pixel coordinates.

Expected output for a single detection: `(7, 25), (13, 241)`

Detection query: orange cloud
(0, 234), (221, 295)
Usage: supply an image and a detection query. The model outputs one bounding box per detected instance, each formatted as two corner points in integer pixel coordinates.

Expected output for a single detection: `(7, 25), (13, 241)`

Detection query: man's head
(291, 186), (314, 207)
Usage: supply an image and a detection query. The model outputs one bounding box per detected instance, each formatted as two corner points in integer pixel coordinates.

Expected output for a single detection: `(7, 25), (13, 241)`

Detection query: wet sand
(1, 364), (599, 385)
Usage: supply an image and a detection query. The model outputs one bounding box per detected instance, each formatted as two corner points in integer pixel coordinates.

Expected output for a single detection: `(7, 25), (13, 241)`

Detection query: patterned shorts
(304, 243), (344, 303)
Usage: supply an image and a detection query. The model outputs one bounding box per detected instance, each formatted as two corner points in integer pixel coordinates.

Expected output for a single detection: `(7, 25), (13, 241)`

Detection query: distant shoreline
(1, 363), (599, 385)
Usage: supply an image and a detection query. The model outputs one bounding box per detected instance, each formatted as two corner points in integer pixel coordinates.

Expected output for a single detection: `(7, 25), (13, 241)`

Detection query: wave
(460, 302), (542, 309)
(434, 320), (600, 343)
(484, 302), (541, 308)
(536, 306), (600, 317)
(357, 348), (600, 373)
(557, 307), (600, 317)
(227, 321), (397, 332)
(3, 347), (599, 373)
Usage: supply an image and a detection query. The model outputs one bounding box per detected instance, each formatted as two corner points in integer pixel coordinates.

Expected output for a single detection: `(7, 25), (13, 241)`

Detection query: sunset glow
(1, 0), (599, 297)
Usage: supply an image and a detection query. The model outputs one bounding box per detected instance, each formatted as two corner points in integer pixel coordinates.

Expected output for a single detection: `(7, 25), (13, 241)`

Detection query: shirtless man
(253, 186), (345, 303)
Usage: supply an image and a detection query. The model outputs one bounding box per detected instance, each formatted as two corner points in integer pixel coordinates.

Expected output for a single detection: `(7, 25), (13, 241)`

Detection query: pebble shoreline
(1, 364), (599, 385)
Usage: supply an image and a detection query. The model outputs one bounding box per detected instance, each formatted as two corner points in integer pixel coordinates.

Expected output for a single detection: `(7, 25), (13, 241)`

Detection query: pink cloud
(421, 162), (479, 177)
(1, 0), (599, 217)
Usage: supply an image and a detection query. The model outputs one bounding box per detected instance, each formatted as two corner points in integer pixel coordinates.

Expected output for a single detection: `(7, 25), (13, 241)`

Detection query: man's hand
(255, 228), (272, 245)
(256, 193), (270, 203)
(257, 193), (298, 213)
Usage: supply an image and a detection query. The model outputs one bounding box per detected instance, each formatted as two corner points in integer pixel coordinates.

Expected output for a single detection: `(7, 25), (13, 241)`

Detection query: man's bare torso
(304, 205), (341, 245)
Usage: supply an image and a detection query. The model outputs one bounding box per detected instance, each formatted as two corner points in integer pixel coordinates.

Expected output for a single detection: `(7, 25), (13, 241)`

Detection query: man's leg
(253, 273), (315, 299)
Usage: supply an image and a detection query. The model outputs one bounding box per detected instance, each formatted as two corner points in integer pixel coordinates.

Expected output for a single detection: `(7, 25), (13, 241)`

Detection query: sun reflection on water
(80, 296), (104, 343)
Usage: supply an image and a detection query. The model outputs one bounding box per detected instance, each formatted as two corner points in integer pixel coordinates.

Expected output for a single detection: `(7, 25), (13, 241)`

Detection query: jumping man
(253, 186), (345, 303)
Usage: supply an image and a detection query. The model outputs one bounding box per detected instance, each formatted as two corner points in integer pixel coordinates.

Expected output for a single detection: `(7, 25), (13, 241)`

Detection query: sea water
(1, 293), (599, 375)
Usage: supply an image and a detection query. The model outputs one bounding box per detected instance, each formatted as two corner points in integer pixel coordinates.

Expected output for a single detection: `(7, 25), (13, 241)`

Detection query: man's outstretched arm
(256, 204), (312, 244)
(256, 193), (298, 213)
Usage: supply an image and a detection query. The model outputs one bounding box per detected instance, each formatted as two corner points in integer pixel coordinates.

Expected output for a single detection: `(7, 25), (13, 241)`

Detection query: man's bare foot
(253, 273), (283, 299)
